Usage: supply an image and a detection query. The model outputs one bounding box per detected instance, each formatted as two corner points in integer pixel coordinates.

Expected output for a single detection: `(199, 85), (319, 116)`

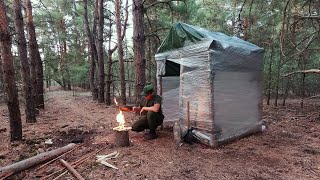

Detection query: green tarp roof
(156, 22), (263, 54)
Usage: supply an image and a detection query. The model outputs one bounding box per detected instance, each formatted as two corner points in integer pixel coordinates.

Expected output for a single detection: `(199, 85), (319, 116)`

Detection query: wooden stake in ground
(59, 159), (85, 180)
(0, 143), (76, 178)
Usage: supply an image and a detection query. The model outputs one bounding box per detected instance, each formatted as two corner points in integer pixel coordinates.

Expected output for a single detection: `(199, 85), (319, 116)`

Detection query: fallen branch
(307, 95), (320, 99)
(0, 172), (14, 180)
(284, 69), (320, 77)
(298, 15), (320, 20)
(35, 145), (79, 172)
(0, 143), (76, 178)
(59, 159), (85, 180)
(44, 146), (107, 180)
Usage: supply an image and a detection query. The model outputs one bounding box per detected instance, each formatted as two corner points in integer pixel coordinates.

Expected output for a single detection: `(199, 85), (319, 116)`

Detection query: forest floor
(0, 89), (320, 180)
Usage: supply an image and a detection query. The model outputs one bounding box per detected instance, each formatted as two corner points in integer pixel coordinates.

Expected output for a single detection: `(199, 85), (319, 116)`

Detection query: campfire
(115, 110), (125, 129)
(113, 98), (131, 131)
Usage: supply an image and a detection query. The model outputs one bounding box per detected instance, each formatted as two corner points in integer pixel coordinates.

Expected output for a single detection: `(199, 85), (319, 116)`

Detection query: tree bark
(105, 14), (117, 106)
(0, 0), (22, 141)
(97, 0), (105, 103)
(116, 0), (126, 105)
(58, 19), (69, 91)
(106, 0), (128, 105)
(0, 60), (3, 94)
(13, 0), (36, 123)
(106, 39), (116, 105)
(133, 0), (146, 102)
(25, 0), (44, 109)
(147, 37), (152, 82)
(83, 0), (98, 100)
(300, 56), (306, 109)
(92, 0), (99, 98)
(266, 44), (273, 105)
(114, 129), (130, 147)
(282, 77), (290, 106)
(274, 54), (282, 106)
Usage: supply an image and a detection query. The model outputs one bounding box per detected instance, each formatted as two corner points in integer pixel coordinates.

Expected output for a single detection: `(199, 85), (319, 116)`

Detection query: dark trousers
(131, 111), (163, 133)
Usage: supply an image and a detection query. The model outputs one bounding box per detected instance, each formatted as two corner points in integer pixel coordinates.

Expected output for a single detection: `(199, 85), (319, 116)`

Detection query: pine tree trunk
(274, 54), (282, 106)
(83, 0), (98, 100)
(25, 0), (44, 109)
(282, 77), (290, 106)
(106, 18), (117, 106)
(62, 25), (70, 90)
(300, 57), (306, 109)
(106, 50), (113, 106)
(13, 0), (36, 123)
(147, 38), (152, 83)
(106, 17), (116, 105)
(92, 0), (99, 100)
(133, 0), (146, 102)
(0, 60), (3, 95)
(97, 0), (105, 103)
(0, 1), (23, 141)
(116, 0), (126, 105)
(266, 45), (274, 105)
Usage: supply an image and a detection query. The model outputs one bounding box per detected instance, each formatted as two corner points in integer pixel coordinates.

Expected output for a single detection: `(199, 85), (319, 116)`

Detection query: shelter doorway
(162, 61), (180, 123)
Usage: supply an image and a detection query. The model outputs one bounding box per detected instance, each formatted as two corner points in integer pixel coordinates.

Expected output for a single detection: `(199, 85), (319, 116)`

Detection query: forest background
(0, 0), (319, 141)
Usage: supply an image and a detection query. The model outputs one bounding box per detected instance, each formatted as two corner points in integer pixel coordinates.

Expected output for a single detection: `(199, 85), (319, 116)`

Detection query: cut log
(0, 143), (76, 178)
(114, 128), (130, 147)
(59, 159), (85, 180)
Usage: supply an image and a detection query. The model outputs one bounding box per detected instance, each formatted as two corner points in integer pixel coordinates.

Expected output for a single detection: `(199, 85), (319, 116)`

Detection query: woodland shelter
(155, 22), (264, 147)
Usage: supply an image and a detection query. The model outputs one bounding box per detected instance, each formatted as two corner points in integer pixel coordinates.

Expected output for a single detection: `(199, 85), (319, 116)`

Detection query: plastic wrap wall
(161, 76), (180, 122)
(155, 24), (264, 146)
(209, 48), (264, 144)
(156, 40), (216, 145)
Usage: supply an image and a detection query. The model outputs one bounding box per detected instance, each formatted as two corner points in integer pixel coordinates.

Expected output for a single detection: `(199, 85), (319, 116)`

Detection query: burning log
(113, 126), (131, 147)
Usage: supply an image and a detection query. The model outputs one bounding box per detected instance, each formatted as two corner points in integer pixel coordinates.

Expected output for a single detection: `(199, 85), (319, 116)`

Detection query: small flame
(114, 98), (119, 106)
(116, 110), (125, 128)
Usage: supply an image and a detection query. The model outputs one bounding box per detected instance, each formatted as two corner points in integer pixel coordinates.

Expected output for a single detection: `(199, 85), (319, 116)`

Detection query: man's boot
(144, 131), (158, 140)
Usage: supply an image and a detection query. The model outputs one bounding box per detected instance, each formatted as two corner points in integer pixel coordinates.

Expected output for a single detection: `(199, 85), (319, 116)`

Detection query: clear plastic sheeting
(156, 40), (212, 68)
(162, 77), (180, 122)
(156, 22), (264, 147)
(213, 71), (263, 142)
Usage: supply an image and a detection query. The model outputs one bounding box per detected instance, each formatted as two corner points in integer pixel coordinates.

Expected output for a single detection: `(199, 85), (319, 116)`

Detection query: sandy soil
(0, 90), (320, 180)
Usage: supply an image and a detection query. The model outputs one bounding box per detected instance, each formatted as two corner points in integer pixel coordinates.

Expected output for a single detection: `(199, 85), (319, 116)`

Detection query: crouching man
(131, 84), (164, 140)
